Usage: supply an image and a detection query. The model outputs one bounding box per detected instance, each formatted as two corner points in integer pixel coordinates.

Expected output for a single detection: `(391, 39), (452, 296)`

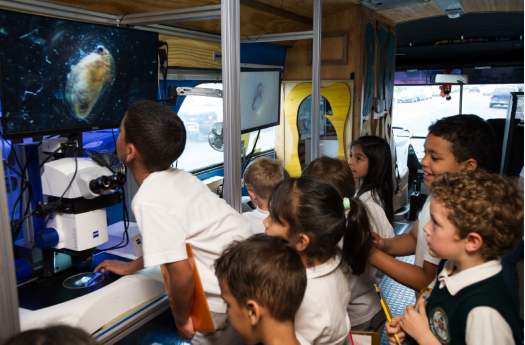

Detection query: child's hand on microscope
(94, 257), (144, 275)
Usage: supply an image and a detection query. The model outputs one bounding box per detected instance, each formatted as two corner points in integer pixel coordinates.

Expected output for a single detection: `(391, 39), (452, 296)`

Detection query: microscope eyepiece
(89, 176), (111, 194)
(109, 172), (126, 189)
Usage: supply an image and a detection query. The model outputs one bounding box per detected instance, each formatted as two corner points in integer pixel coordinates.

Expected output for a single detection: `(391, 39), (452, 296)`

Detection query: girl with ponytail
(302, 156), (394, 336)
(263, 175), (374, 345)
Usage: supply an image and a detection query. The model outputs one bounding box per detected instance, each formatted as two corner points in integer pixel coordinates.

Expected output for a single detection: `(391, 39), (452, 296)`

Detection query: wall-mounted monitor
(0, 9), (158, 139)
(240, 68), (281, 134)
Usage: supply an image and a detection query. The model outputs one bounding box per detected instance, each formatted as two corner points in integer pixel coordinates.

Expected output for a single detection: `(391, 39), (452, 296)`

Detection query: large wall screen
(0, 9), (158, 138)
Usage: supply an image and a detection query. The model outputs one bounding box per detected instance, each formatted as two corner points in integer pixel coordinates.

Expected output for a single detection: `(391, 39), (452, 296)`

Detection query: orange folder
(160, 243), (216, 332)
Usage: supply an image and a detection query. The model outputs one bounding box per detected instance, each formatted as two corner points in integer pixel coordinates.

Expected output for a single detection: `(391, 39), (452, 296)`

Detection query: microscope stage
(18, 253), (129, 310)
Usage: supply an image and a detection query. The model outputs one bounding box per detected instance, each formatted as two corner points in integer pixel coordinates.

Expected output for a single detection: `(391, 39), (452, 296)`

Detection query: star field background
(0, 9), (158, 138)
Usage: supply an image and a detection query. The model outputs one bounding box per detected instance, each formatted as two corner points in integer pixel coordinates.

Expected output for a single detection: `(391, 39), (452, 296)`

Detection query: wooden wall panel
(159, 35), (222, 68)
(462, 0), (524, 12)
(51, 0), (312, 46)
(248, 0), (361, 20)
(51, 0), (205, 15)
(38, 0), (525, 32)
(178, 9), (313, 39)
(283, 6), (360, 81)
(377, 2), (444, 23)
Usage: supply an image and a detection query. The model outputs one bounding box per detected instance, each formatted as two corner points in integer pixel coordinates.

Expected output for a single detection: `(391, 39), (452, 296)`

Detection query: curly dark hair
(431, 169), (524, 259)
(428, 114), (496, 168)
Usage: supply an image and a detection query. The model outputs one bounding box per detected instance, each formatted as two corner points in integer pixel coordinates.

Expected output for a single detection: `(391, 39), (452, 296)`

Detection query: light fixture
(409, 41), (412, 47)
(445, 9), (463, 19)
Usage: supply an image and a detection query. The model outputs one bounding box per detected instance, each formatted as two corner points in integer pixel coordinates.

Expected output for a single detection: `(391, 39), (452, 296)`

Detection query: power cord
(242, 130), (261, 176)
(16, 146), (79, 272)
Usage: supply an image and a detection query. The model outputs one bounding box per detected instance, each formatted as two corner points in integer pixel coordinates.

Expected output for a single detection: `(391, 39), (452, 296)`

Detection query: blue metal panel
(240, 42), (287, 67)
(363, 23), (376, 119)
(377, 29), (389, 113)
(385, 32), (396, 110)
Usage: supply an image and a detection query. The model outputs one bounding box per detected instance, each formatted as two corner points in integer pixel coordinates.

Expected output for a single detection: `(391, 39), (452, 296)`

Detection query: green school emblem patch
(429, 307), (451, 344)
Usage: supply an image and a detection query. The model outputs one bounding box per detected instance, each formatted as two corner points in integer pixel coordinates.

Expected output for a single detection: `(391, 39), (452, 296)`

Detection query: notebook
(160, 243), (216, 332)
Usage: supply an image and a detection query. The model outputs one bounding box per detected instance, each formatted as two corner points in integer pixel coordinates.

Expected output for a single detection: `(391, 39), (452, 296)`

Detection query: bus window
(392, 85), (459, 158)
(176, 83), (277, 172)
(462, 84), (523, 119)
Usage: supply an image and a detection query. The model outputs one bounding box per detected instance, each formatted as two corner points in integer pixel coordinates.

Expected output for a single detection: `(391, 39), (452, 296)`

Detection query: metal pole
(311, 0), (322, 161)
(0, 145), (20, 342)
(221, 0), (242, 212)
(459, 83), (463, 115)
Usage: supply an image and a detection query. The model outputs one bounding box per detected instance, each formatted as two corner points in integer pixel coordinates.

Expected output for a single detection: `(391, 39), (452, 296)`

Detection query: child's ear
(246, 300), (261, 326)
(247, 190), (257, 204)
(465, 232), (483, 253)
(125, 143), (137, 164)
(295, 233), (311, 253)
(461, 158), (478, 171)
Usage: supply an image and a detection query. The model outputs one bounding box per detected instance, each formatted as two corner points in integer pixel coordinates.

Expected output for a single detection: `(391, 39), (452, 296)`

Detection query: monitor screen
(0, 9), (158, 139)
(240, 69), (281, 133)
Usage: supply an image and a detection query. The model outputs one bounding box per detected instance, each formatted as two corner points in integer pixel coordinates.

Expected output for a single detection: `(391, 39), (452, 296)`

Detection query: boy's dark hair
(428, 114), (495, 168)
(302, 156), (355, 199)
(350, 136), (394, 223)
(431, 169), (524, 258)
(269, 176), (373, 275)
(214, 234), (306, 322)
(124, 100), (186, 171)
(243, 157), (290, 200)
(3, 325), (99, 345)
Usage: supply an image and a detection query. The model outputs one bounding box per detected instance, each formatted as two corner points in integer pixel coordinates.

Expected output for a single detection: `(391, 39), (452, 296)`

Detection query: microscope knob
(35, 227), (59, 249)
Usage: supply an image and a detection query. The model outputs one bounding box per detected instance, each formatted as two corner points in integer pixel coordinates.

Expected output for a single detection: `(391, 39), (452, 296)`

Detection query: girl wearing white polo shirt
(264, 176), (375, 345)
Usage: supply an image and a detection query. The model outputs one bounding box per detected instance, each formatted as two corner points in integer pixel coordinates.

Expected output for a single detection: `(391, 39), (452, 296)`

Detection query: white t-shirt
(436, 259), (514, 345)
(242, 207), (269, 234)
(347, 191), (395, 326)
(132, 168), (252, 313)
(295, 256), (352, 345)
(414, 196), (442, 289)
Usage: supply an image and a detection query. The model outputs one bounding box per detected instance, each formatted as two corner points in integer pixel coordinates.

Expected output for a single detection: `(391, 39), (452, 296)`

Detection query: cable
(244, 0), (284, 42)
(16, 147), (78, 272)
(111, 128), (117, 154)
(95, 163), (130, 253)
(242, 130), (261, 176)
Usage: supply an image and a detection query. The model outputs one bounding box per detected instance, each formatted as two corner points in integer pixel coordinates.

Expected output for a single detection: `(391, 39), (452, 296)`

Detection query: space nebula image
(240, 70), (280, 133)
(0, 9), (158, 137)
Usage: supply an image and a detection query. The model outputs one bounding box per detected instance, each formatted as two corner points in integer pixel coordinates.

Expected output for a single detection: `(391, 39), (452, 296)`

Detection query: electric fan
(208, 122), (224, 152)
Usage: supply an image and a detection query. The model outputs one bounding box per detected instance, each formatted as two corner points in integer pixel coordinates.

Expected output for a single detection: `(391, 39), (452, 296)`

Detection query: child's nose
(423, 221), (432, 235)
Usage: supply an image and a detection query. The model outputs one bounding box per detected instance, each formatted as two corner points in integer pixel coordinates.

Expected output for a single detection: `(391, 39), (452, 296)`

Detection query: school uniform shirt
(242, 207), (269, 234)
(414, 195), (442, 289)
(295, 255), (352, 345)
(346, 191), (395, 326)
(132, 168), (252, 313)
(425, 259), (520, 345)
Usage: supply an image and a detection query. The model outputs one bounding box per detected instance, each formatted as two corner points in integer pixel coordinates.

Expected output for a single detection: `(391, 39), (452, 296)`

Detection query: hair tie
(343, 197), (351, 210)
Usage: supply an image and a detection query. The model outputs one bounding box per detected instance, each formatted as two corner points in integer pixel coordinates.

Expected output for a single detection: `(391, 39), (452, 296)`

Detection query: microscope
(17, 138), (126, 279)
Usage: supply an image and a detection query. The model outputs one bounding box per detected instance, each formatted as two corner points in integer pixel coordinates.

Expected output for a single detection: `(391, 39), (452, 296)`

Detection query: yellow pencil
(374, 284), (401, 345)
